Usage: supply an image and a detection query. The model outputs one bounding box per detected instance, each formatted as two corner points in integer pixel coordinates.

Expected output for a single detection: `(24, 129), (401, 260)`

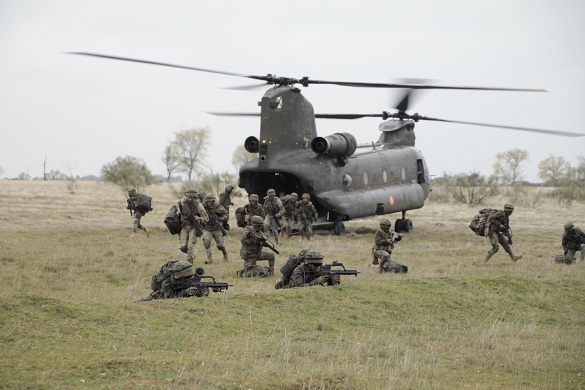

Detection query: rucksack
(164, 204), (182, 235)
(136, 194), (153, 214)
(150, 260), (180, 291)
(235, 206), (247, 228)
(469, 208), (496, 236)
(279, 249), (309, 284)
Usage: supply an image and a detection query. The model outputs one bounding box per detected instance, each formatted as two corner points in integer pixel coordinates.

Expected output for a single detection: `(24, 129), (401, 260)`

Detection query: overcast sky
(1, 0), (584, 182)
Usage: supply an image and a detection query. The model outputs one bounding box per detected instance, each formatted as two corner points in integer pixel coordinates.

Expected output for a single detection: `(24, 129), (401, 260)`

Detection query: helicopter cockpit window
(269, 97), (282, 111)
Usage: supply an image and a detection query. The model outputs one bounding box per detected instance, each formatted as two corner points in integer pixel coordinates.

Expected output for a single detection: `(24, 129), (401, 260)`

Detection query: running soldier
(281, 192), (299, 239)
(296, 193), (318, 242)
(126, 187), (152, 238)
(372, 219), (408, 273)
(218, 185), (234, 230)
(484, 204), (523, 263)
(238, 216), (275, 277)
(243, 194), (265, 226)
(201, 194), (230, 264)
(263, 189), (284, 244)
(178, 189), (208, 263)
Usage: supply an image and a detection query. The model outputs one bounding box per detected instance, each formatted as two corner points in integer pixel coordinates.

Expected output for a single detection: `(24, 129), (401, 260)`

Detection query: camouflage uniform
(282, 251), (339, 288)
(263, 189), (284, 244)
(126, 187), (151, 238)
(218, 185), (234, 230)
(238, 216), (275, 277)
(202, 194), (229, 263)
(160, 261), (209, 298)
(243, 194), (265, 225)
(295, 193), (318, 241)
(372, 219), (408, 273)
(281, 193), (298, 239)
(179, 189), (209, 263)
(484, 204), (522, 263)
(562, 222), (585, 262)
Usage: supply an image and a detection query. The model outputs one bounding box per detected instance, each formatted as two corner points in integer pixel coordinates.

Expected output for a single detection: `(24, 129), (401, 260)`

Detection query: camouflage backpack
(279, 249), (309, 284)
(164, 202), (182, 235)
(150, 260), (180, 291)
(235, 206), (247, 228)
(469, 208), (496, 236)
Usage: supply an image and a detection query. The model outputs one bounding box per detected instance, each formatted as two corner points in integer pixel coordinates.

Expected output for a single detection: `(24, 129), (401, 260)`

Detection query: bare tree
(43, 156), (48, 181)
(492, 148), (529, 185)
(161, 143), (181, 182)
(447, 172), (500, 205)
(0, 166), (5, 178)
(538, 155), (571, 186)
(174, 128), (210, 182)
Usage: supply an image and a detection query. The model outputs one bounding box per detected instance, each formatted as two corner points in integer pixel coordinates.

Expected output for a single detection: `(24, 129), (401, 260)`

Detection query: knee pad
(217, 245), (226, 251)
(203, 239), (211, 249)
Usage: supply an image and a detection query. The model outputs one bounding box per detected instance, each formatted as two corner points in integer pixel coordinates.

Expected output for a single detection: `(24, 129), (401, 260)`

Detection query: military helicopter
(70, 53), (583, 234)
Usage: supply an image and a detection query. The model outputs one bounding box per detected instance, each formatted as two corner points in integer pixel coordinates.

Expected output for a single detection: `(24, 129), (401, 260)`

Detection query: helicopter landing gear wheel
(395, 218), (413, 233)
(395, 219), (403, 233)
(333, 220), (345, 236)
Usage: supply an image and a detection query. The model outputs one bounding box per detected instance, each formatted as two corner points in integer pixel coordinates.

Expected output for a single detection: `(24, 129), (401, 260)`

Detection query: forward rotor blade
(68, 52), (547, 92)
(206, 112), (261, 117)
(411, 115), (584, 137)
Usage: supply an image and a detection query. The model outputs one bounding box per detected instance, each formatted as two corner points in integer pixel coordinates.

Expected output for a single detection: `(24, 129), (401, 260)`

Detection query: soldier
(243, 194), (265, 226)
(178, 189), (209, 264)
(263, 189), (284, 244)
(126, 187), (151, 238)
(201, 193), (229, 264)
(277, 250), (340, 288)
(281, 192), (299, 239)
(296, 193), (318, 242)
(484, 204), (523, 263)
(372, 219), (408, 273)
(159, 260), (206, 298)
(562, 222), (585, 263)
(218, 185), (234, 230)
(238, 216), (275, 277)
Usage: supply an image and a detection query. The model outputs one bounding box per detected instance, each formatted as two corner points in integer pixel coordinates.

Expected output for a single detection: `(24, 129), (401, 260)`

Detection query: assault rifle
(210, 213), (232, 241)
(188, 214), (204, 237)
(389, 231), (400, 244)
(308, 261), (359, 286)
(253, 234), (280, 255)
(187, 271), (233, 294)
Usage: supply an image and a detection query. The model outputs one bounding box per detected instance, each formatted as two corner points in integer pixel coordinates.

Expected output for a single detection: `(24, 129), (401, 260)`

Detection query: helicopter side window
(417, 159), (425, 184)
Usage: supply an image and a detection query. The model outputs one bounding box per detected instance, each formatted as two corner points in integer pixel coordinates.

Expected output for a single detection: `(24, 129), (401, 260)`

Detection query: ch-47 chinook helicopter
(71, 53), (584, 234)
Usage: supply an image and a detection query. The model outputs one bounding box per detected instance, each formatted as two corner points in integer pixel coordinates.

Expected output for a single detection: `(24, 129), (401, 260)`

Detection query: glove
(315, 275), (330, 286)
(185, 287), (199, 297)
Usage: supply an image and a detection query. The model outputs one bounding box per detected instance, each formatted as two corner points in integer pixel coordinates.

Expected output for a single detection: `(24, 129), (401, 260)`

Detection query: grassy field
(0, 180), (584, 389)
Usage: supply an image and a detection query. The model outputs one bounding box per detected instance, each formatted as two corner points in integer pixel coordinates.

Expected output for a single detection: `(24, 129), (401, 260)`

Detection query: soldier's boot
(128, 233), (137, 238)
(268, 267), (275, 276)
(483, 253), (493, 263)
(510, 253), (523, 262)
(180, 246), (188, 254)
(205, 253), (213, 264)
(146, 228), (152, 238)
(221, 249), (229, 261)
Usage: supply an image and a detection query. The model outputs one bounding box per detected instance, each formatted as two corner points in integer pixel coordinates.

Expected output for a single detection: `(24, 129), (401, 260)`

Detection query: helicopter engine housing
(311, 132), (357, 157)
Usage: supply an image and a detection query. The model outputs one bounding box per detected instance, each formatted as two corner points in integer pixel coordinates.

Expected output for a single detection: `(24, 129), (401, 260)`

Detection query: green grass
(0, 181), (584, 389)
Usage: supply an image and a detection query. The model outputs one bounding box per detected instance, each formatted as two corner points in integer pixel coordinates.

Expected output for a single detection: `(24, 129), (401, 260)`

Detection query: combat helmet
(204, 193), (216, 202)
(225, 185), (234, 193)
(128, 187), (136, 196)
(504, 204), (514, 211)
(564, 222), (574, 231)
(249, 194), (259, 201)
(304, 250), (324, 264)
(184, 188), (197, 198)
(251, 216), (264, 226)
(302, 193), (310, 200)
(171, 260), (194, 279)
(379, 218), (391, 227)
(267, 189), (276, 196)
(290, 192), (298, 198)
